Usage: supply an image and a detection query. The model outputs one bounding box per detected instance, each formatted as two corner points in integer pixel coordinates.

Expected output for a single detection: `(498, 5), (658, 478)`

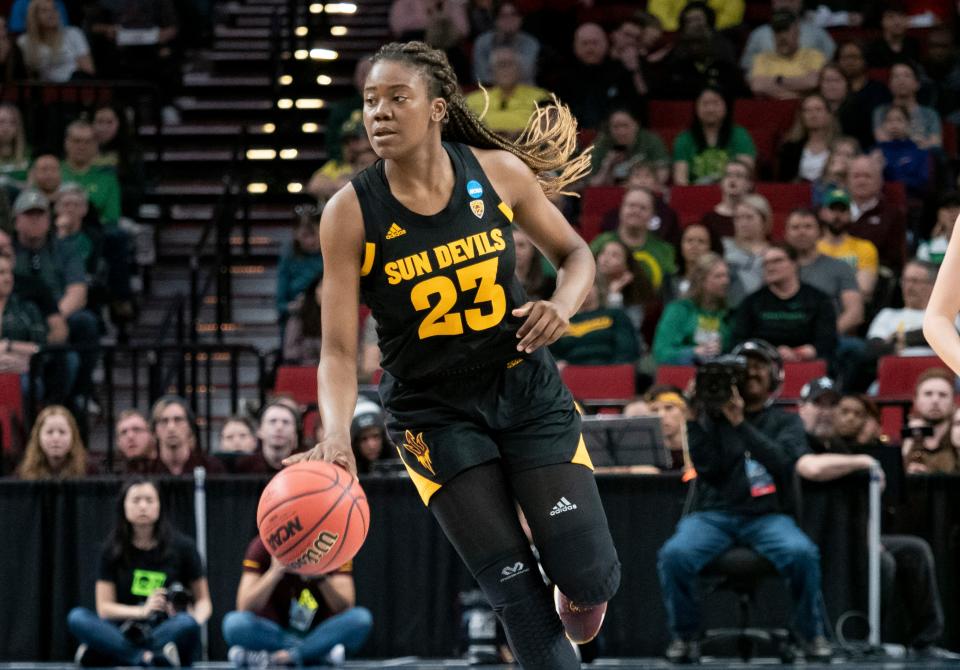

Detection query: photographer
(67, 477), (211, 666)
(657, 339), (830, 663)
(901, 368), (957, 474)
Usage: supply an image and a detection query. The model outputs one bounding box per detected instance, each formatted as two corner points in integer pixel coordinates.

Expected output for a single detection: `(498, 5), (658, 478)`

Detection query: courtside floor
(4, 658), (960, 669)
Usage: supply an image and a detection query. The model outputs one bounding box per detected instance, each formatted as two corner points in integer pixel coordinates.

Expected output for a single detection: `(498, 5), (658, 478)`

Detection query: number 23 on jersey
(410, 257), (506, 339)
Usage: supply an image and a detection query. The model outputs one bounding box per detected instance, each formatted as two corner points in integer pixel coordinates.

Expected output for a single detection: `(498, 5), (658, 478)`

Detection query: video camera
(694, 354), (748, 412)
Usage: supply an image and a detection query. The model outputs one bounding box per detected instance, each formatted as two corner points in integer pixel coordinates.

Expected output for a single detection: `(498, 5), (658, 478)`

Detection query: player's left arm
(475, 149), (595, 354)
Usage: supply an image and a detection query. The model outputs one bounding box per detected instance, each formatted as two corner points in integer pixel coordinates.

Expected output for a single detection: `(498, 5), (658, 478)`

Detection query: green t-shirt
(61, 163), (121, 225)
(590, 230), (677, 290)
(549, 307), (639, 365)
(673, 125), (756, 184)
(652, 298), (731, 365)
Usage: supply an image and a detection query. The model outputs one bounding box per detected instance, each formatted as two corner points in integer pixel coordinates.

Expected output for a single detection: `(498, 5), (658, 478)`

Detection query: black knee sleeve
(539, 524), (621, 606)
(474, 552), (580, 670)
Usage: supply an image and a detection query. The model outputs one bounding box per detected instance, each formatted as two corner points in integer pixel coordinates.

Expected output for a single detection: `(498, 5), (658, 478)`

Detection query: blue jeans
(67, 607), (201, 666)
(222, 608), (373, 665)
(657, 511), (824, 641)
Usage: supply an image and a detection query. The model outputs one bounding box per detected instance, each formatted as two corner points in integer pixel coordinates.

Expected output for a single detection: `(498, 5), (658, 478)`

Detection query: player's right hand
(283, 438), (358, 478)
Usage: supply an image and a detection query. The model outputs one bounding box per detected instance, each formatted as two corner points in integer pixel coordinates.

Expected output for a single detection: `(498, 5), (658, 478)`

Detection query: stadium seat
(755, 182), (812, 212)
(655, 365), (696, 391)
(0, 373), (22, 454)
(942, 123), (957, 160)
(733, 99), (798, 133)
(561, 364), (635, 403)
(781, 360), (828, 400)
(273, 365), (317, 407)
(580, 186), (625, 241)
(649, 100), (693, 129)
(876, 355), (949, 439)
(883, 181), (907, 213)
(670, 185), (721, 226)
(656, 125), (685, 155)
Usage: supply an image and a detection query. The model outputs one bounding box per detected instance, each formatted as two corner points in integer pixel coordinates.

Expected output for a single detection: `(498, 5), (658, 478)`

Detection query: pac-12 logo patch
(466, 179), (483, 199)
(470, 199), (484, 218)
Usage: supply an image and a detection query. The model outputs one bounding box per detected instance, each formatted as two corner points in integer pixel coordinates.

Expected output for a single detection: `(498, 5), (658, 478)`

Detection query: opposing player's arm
(924, 212), (960, 375)
(476, 149), (595, 353)
(283, 186), (362, 475)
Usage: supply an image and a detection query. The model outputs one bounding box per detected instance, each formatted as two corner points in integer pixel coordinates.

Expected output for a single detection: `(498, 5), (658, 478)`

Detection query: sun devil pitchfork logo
(401, 430), (436, 475)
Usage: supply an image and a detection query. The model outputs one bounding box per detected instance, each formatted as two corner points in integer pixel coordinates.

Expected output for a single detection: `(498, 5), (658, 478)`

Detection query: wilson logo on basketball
(267, 516), (303, 550)
(289, 530), (341, 570)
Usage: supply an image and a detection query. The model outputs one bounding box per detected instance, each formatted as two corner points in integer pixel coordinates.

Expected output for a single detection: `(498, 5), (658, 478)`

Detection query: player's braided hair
(371, 41), (591, 198)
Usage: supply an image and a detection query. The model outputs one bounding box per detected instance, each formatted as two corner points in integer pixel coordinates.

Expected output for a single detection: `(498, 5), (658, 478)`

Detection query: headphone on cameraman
(731, 339), (785, 399)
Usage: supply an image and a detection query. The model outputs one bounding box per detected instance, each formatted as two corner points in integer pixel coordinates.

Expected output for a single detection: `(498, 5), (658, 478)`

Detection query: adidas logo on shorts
(550, 497), (578, 516)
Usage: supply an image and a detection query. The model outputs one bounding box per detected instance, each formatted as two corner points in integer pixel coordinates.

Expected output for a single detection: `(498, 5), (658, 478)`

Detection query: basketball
(256, 461), (370, 576)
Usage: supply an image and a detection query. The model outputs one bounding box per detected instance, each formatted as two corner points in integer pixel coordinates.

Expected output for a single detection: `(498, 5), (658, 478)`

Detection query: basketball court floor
(4, 658), (960, 669)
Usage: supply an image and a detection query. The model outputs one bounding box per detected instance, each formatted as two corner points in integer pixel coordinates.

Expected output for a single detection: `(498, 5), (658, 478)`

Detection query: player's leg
(509, 462), (620, 643)
(430, 461), (581, 670)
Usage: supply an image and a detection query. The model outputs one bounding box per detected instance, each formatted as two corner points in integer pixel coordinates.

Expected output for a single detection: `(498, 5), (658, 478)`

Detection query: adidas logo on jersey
(550, 497), (577, 516)
(386, 223), (406, 239)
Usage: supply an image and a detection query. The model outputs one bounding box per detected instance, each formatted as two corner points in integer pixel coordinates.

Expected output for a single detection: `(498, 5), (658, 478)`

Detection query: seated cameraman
(657, 339), (830, 663)
(795, 388), (960, 660)
(221, 534), (373, 667)
(68, 477), (211, 667)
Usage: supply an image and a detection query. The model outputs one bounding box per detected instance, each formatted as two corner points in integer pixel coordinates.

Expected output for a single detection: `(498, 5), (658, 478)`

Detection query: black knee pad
(474, 551), (580, 670)
(498, 590), (580, 670)
(539, 524), (621, 606)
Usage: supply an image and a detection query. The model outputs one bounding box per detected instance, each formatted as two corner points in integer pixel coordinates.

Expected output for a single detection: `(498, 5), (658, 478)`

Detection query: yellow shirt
(647, 0), (744, 30)
(818, 236), (879, 273)
(465, 85), (551, 134)
(750, 48), (825, 79)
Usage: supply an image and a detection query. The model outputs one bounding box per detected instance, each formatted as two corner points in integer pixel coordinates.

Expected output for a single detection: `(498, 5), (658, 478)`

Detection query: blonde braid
(372, 42), (592, 198)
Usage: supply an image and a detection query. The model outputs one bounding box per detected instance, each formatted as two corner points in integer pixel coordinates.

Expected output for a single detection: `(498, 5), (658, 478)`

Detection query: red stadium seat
(655, 365), (696, 391)
(756, 182), (812, 211)
(656, 125), (685, 155)
(0, 373), (22, 453)
(883, 181), (907, 213)
(942, 123), (957, 157)
(561, 364), (635, 402)
(734, 99), (798, 136)
(670, 185), (721, 226)
(781, 360), (828, 400)
(580, 186), (624, 241)
(273, 365), (317, 407)
(877, 355), (950, 439)
(649, 100), (693, 129)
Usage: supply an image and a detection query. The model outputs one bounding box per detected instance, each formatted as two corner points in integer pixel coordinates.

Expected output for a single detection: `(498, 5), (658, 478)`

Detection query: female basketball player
(283, 42), (620, 669)
(924, 213), (960, 373)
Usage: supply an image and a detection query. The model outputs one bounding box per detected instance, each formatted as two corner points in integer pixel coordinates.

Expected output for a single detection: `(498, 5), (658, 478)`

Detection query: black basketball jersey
(352, 142), (529, 381)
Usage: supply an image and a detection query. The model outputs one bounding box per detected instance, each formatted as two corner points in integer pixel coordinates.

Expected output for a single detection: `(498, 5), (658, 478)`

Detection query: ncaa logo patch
(466, 179), (483, 199)
(470, 199), (484, 218)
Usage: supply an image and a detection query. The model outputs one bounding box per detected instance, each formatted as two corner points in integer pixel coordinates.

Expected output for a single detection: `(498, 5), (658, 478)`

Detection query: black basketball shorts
(378, 348), (593, 505)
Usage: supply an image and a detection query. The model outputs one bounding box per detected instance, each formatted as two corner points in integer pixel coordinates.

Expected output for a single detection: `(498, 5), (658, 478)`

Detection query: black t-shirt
(13, 271), (58, 317)
(98, 532), (204, 606)
(731, 283), (837, 360)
